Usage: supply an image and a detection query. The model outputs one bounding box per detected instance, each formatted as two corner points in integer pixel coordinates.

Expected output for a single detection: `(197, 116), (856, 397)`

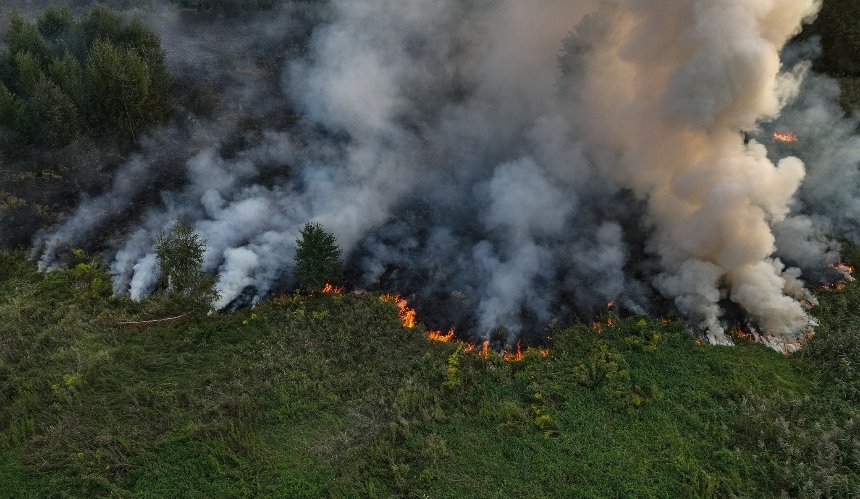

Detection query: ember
(772, 131), (798, 143)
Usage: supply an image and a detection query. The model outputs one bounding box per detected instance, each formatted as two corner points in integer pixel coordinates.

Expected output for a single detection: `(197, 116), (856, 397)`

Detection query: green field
(1, 250), (858, 497)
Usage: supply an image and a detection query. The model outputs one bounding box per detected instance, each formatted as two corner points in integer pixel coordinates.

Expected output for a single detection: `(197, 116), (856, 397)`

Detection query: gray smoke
(33, 0), (860, 349)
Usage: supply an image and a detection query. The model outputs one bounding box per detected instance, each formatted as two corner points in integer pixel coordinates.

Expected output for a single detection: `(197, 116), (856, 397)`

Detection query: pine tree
(294, 222), (342, 292)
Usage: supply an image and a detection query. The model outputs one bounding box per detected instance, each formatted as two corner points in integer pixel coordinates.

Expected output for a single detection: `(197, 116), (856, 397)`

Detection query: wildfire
(772, 131), (798, 143)
(833, 262), (855, 275)
(463, 343), (476, 353)
(733, 329), (754, 342)
(537, 348), (550, 358)
(321, 283), (343, 295)
(427, 327), (455, 343)
(480, 340), (490, 359)
(502, 341), (524, 362)
(379, 293), (416, 328)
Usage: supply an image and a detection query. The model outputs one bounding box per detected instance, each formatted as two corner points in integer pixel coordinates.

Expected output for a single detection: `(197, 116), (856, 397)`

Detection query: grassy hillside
(0, 250), (858, 497)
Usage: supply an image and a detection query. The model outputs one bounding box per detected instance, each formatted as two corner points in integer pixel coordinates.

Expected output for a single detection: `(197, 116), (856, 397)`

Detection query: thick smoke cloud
(33, 0), (858, 349)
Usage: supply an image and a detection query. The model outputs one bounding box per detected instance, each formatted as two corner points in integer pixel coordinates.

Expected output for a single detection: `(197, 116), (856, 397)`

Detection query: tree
(85, 38), (152, 140)
(294, 222), (342, 292)
(37, 6), (73, 41)
(14, 51), (43, 95)
(155, 221), (218, 306)
(26, 78), (80, 148)
(3, 13), (52, 63)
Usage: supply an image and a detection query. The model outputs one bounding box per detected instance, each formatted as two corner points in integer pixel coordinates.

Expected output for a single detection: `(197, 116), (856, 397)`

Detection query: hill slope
(1, 251), (858, 497)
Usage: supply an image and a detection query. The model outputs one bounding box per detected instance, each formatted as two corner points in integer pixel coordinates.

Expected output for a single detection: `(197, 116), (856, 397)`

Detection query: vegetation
(0, 5), (172, 250)
(0, 249), (858, 497)
(155, 221), (218, 308)
(803, 0), (860, 110)
(0, 5), (170, 149)
(294, 222), (342, 292)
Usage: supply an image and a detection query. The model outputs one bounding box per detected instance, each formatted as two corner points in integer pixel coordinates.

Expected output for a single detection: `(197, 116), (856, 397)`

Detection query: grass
(1, 250), (859, 497)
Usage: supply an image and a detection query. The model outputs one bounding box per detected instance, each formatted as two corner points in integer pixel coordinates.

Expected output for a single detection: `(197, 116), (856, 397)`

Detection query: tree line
(0, 5), (170, 153)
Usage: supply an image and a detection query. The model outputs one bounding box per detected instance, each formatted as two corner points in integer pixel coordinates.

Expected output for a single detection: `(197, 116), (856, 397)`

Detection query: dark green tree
(26, 77), (80, 148)
(294, 222), (342, 292)
(155, 221), (218, 306)
(37, 6), (73, 41)
(14, 51), (43, 95)
(85, 38), (152, 140)
(0, 83), (20, 128)
(48, 52), (83, 106)
(3, 12), (52, 63)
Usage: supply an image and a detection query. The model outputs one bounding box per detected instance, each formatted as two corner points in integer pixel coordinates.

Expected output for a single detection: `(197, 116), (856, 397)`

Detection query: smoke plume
(33, 0), (860, 349)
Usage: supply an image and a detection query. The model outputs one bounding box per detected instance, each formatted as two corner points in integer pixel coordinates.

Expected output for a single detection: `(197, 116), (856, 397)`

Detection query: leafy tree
(75, 5), (123, 54)
(37, 6), (73, 41)
(85, 38), (153, 140)
(48, 52), (83, 105)
(294, 222), (343, 291)
(26, 78), (80, 148)
(3, 12), (52, 63)
(155, 221), (218, 306)
(0, 83), (20, 128)
(14, 51), (43, 95)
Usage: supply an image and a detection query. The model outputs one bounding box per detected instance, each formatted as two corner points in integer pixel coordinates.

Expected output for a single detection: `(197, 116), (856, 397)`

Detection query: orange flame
(480, 340), (490, 359)
(537, 348), (550, 358)
(772, 131), (798, 143)
(321, 283), (343, 295)
(379, 293), (417, 329)
(502, 341), (524, 362)
(463, 343), (476, 353)
(833, 262), (855, 275)
(427, 327), (455, 343)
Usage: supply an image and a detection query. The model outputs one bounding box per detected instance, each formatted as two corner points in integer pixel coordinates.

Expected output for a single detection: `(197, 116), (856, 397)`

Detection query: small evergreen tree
(155, 221), (218, 306)
(294, 222), (342, 292)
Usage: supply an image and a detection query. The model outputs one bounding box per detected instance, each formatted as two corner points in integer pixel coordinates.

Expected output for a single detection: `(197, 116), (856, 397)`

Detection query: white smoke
(35, 0), (859, 349)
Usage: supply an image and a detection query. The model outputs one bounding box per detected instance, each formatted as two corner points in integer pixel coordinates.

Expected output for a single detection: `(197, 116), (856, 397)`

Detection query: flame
(480, 340), (490, 359)
(502, 341), (524, 362)
(321, 283), (343, 295)
(733, 329), (754, 342)
(772, 131), (798, 143)
(537, 347), (550, 358)
(833, 262), (855, 275)
(379, 293), (417, 329)
(695, 337), (705, 346)
(427, 327), (455, 343)
(463, 343), (475, 353)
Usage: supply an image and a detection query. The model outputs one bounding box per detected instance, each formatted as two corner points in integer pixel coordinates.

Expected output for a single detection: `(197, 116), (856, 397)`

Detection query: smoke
(33, 0), (859, 348)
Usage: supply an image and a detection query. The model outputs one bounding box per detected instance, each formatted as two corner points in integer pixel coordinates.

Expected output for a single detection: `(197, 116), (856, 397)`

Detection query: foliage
(0, 5), (170, 151)
(294, 222), (342, 292)
(1, 250), (858, 497)
(155, 221), (218, 307)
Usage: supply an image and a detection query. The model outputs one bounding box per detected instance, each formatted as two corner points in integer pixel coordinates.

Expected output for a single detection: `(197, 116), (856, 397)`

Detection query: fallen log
(117, 313), (189, 331)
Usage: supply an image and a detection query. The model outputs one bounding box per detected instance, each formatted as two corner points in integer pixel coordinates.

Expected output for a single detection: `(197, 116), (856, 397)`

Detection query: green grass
(0, 251), (859, 497)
